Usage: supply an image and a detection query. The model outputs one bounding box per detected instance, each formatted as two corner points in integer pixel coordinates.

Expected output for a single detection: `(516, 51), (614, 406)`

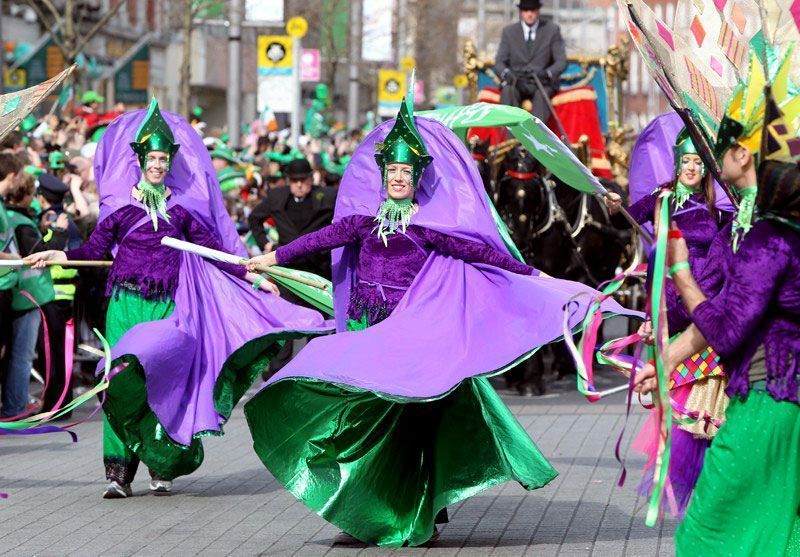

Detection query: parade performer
(605, 122), (733, 515)
(25, 99), (332, 498)
(243, 93), (637, 546)
(636, 80), (800, 554)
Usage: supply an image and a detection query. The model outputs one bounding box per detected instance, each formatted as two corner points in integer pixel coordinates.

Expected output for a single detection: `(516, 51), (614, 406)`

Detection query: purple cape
(628, 112), (734, 213)
(263, 118), (639, 399)
(94, 109), (333, 446)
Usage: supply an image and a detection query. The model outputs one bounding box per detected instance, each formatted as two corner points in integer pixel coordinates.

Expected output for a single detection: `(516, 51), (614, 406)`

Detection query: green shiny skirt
(102, 288), (290, 480)
(244, 317), (557, 547)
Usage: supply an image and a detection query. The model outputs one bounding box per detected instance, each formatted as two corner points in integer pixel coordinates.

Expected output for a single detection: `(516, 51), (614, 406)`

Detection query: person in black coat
(248, 158), (337, 278)
(247, 157), (337, 375)
(494, 0), (567, 120)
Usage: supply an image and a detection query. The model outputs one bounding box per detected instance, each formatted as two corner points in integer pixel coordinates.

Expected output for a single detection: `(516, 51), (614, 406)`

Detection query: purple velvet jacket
(276, 214), (537, 324)
(691, 220), (800, 403)
(628, 192), (728, 334)
(66, 204), (246, 300)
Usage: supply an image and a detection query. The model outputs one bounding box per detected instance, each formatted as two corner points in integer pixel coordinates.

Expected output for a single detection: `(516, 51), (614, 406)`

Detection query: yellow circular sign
(286, 16), (308, 38)
(400, 56), (416, 72)
(453, 74), (468, 88)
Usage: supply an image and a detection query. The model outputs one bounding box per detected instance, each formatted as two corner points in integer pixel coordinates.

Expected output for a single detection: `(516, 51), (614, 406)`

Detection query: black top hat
(285, 158), (313, 180)
(517, 0), (542, 10)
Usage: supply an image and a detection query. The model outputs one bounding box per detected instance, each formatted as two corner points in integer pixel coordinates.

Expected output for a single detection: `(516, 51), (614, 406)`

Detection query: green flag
(269, 266), (334, 317)
(418, 103), (604, 195)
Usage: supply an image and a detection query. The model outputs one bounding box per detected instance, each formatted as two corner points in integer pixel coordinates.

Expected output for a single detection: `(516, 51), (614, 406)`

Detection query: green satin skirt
(244, 317), (557, 547)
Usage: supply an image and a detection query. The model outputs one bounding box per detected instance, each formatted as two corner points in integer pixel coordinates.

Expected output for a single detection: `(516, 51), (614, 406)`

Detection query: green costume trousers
(102, 289), (174, 484)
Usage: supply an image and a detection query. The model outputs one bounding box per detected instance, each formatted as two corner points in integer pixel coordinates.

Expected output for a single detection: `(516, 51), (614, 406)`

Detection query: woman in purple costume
(243, 94), (637, 546)
(606, 122), (733, 517)
(26, 100), (332, 498)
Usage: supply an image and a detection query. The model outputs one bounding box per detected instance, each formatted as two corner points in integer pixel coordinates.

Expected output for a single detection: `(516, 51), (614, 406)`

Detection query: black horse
(490, 144), (633, 394)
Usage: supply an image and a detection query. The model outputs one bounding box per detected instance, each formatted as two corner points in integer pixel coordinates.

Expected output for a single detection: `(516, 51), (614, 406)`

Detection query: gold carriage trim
(551, 88), (598, 107)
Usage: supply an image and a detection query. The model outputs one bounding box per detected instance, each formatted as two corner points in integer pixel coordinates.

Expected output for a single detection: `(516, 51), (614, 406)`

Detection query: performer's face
(385, 162), (414, 200)
(678, 154), (704, 188)
(520, 9), (539, 26)
(720, 144), (755, 190)
(145, 151), (169, 185)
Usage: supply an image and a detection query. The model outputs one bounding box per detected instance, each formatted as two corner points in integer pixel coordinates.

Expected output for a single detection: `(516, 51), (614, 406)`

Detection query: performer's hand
(259, 280), (280, 296)
(246, 251), (277, 271)
(668, 223), (690, 267)
(245, 272), (280, 296)
(604, 192), (623, 214)
(23, 250), (66, 269)
(634, 361), (658, 395)
(637, 320), (654, 346)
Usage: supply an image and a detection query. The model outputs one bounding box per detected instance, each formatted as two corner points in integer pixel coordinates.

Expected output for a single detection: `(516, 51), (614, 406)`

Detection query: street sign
(400, 56), (416, 72)
(377, 69), (405, 117)
(453, 74), (468, 88)
(257, 35), (293, 76)
(4, 69), (26, 90)
(300, 49), (320, 82)
(286, 16), (308, 39)
(258, 35), (296, 113)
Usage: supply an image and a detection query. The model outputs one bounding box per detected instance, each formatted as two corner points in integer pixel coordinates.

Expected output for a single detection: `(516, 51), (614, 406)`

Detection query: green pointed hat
(673, 127), (705, 177)
(130, 97), (180, 169)
(374, 70), (433, 188)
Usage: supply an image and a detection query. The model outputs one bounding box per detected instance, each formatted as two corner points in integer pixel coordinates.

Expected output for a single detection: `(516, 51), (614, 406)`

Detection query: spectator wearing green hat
(210, 141), (246, 195)
(75, 90), (105, 128)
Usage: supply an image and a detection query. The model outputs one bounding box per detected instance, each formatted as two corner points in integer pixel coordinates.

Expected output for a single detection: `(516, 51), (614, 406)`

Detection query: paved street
(0, 364), (675, 556)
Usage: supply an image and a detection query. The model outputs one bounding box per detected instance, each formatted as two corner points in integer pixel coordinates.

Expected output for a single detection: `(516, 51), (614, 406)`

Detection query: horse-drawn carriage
(426, 40), (644, 395)
(458, 39), (639, 289)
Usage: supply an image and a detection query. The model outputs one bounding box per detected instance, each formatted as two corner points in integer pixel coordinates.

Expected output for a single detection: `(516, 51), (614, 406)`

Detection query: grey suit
(494, 18), (567, 120)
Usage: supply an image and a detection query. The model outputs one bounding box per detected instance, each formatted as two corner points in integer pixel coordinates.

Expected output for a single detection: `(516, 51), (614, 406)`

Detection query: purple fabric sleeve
(421, 228), (537, 276)
(691, 227), (788, 357)
(627, 193), (657, 225)
(275, 215), (365, 265)
(65, 209), (118, 261)
(178, 207), (246, 279)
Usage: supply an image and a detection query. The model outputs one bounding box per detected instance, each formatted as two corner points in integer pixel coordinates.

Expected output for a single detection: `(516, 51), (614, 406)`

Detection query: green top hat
(81, 90), (104, 105)
(48, 151), (65, 170)
(210, 140), (242, 165)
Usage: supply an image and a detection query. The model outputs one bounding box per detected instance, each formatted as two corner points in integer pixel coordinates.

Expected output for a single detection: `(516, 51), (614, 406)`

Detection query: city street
(0, 368), (676, 556)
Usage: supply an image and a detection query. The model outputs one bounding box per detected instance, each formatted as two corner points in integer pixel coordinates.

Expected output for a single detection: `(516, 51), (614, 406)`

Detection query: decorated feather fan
(619, 0), (800, 169)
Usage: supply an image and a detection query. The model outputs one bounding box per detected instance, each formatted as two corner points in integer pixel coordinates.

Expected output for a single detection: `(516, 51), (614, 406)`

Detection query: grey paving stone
(0, 372), (675, 555)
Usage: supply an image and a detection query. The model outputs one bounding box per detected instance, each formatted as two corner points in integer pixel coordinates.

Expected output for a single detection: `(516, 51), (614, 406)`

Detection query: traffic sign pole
(291, 36), (301, 148)
(286, 16), (308, 148)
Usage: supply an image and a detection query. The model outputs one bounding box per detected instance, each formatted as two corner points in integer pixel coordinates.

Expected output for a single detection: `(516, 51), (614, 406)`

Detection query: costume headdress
(129, 98), (180, 230)
(672, 127), (706, 209)
(373, 70), (433, 244)
(373, 70), (433, 189)
(130, 97), (180, 170)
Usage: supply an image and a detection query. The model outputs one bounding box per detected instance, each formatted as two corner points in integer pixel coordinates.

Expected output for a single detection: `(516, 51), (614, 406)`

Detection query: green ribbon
(136, 178), (170, 232)
(646, 189), (674, 527)
(673, 182), (699, 211)
(732, 185), (757, 253)
(374, 197), (414, 246)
